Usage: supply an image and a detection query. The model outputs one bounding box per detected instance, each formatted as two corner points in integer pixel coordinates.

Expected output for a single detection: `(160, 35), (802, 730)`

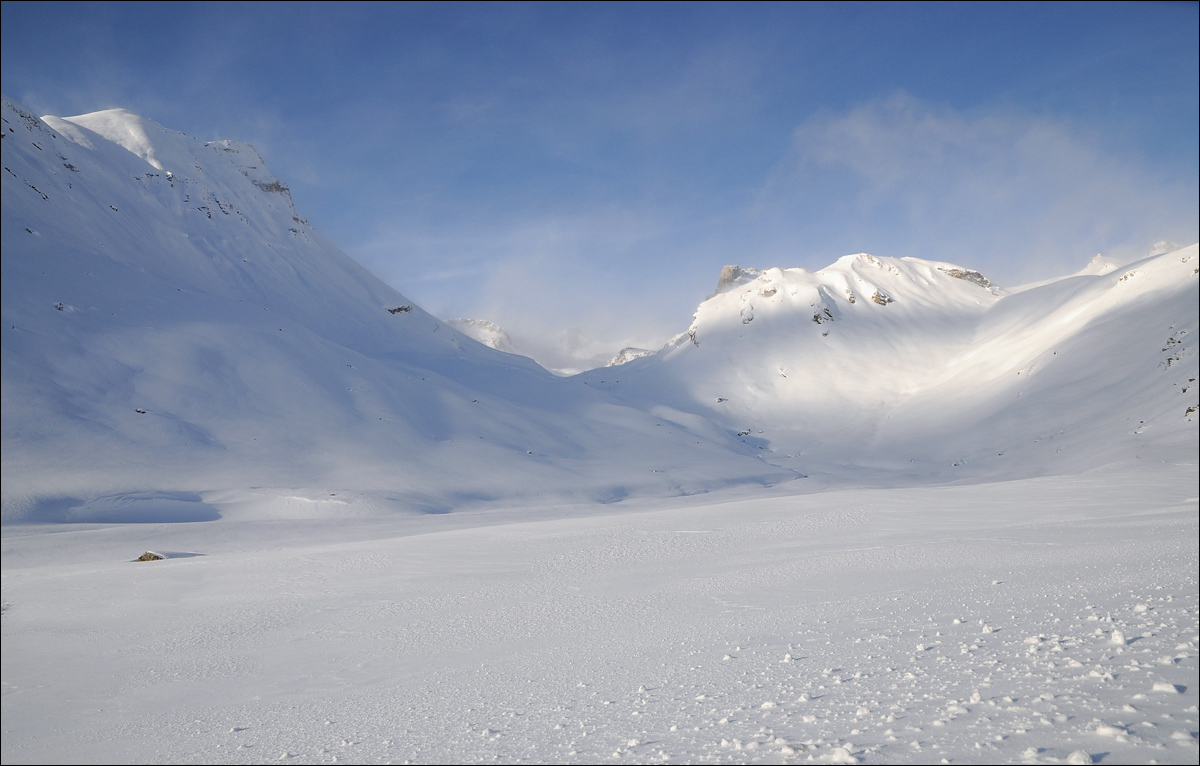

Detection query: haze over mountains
(0, 94), (785, 521)
(2, 94), (1196, 523)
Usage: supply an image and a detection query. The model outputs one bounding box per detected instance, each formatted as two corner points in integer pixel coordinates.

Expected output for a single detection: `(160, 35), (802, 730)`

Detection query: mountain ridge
(1, 95), (786, 521)
(3, 95), (1195, 521)
(585, 246), (1198, 480)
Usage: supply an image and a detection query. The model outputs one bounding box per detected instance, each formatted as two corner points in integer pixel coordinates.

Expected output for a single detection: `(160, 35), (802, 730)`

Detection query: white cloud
(786, 94), (1199, 283)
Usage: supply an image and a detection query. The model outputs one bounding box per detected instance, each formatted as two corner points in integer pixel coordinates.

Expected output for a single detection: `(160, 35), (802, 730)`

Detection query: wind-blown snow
(2, 95), (1196, 765)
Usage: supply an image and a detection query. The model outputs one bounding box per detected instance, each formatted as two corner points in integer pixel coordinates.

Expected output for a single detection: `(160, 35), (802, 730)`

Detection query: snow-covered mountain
(445, 317), (515, 353)
(606, 346), (657, 367)
(446, 316), (628, 375)
(2, 97), (1196, 766)
(3, 94), (1195, 522)
(0, 95), (784, 521)
(586, 249), (1198, 481)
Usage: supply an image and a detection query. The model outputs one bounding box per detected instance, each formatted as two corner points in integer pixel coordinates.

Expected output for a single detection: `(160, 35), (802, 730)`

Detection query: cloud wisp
(778, 95), (1199, 284)
(354, 93), (1199, 368)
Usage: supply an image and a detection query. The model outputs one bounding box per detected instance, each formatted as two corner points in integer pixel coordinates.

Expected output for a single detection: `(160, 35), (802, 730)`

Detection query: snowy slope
(588, 249), (1198, 481)
(1, 95), (786, 521)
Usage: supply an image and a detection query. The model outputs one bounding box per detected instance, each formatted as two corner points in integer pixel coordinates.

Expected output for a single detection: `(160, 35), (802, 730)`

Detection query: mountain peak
(446, 318), (513, 352)
(54, 107), (185, 172)
(1149, 240), (1181, 257)
(3, 94), (787, 514)
(716, 264), (761, 294)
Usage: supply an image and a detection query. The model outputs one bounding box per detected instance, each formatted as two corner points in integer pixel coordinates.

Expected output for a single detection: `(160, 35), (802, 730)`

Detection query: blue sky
(3, 1), (1197, 354)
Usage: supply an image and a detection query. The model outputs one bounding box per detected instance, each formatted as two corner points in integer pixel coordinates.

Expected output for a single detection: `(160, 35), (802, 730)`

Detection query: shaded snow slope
(587, 249), (1199, 481)
(1, 96), (786, 520)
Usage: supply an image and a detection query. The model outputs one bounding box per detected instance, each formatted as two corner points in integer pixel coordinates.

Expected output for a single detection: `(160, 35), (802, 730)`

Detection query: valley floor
(2, 465), (1198, 764)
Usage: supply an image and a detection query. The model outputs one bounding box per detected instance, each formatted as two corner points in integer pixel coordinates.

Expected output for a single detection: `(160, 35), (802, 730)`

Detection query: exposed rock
(252, 179), (289, 195)
(871, 290), (894, 305)
(937, 267), (992, 289)
(812, 305), (835, 324)
(136, 552), (164, 562)
(716, 265), (761, 294)
(607, 347), (655, 367)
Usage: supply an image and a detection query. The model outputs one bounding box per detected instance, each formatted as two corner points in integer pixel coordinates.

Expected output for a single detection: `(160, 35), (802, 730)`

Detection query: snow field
(2, 467), (1196, 764)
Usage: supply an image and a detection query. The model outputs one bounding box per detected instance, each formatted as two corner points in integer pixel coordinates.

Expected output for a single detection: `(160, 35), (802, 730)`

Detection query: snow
(585, 246), (1198, 483)
(447, 317), (633, 376)
(0, 94), (783, 518)
(607, 346), (657, 367)
(3, 468), (1196, 764)
(446, 318), (515, 353)
(3, 95), (1197, 764)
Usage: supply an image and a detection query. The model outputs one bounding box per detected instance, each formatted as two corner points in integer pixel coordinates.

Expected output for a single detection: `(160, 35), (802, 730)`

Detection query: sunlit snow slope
(590, 250), (1199, 481)
(0, 95), (786, 521)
